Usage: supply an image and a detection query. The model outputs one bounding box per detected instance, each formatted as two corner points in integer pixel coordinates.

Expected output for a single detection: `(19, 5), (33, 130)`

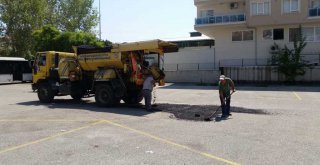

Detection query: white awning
(0, 57), (27, 61)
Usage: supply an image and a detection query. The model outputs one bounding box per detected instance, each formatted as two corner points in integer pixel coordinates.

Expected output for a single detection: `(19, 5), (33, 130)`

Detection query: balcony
(309, 8), (320, 17)
(194, 0), (245, 5)
(195, 14), (246, 26)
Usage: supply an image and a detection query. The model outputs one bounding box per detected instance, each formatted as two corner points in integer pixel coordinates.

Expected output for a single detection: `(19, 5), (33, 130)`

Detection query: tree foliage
(57, 0), (98, 32)
(270, 26), (308, 82)
(0, 0), (47, 58)
(33, 25), (106, 53)
(0, 0), (99, 58)
(43, 0), (98, 32)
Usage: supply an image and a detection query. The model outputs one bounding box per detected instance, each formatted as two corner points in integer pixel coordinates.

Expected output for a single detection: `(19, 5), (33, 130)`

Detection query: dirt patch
(153, 104), (270, 122)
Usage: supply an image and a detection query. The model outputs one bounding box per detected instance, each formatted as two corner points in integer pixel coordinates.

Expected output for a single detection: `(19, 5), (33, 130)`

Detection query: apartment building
(194, 0), (320, 67)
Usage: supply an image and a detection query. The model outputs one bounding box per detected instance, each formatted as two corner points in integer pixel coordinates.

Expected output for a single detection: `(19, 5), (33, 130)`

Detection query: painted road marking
(0, 120), (104, 154)
(0, 119), (98, 122)
(103, 120), (241, 165)
(0, 119), (240, 165)
(293, 92), (302, 100)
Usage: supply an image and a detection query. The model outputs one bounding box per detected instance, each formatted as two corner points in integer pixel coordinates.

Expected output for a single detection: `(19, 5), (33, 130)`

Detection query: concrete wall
(201, 26), (256, 66)
(256, 23), (320, 60)
(164, 70), (220, 83)
(223, 66), (320, 82)
(164, 47), (215, 64)
(246, 0), (320, 27)
(195, 0), (320, 67)
(197, 1), (246, 16)
(197, 24), (320, 67)
(163, 46), (215, 70)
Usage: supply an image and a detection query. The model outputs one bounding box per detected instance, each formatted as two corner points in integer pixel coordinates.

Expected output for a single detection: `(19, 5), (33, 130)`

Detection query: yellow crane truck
(32, 40), (178, 106)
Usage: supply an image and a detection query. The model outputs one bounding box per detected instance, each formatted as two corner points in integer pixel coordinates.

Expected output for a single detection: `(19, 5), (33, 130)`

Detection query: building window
(303, 27), (320, 42)
(251, 1), (270, 15)
(232, 31), (243, 41)
(283, 0), (300, 13)
(243, 31), (254, 41)
(304, 27), (315, 41)
(309, 0), (320, 17)
(232, 30), (254, 41)
(200, 10), (214, 18)
(262, 29), (284, 40)
(273, 29), (284, 40)
(309, 0), (320, 8)
(289, 28), (301, 42)
(263, 29), (273, 40)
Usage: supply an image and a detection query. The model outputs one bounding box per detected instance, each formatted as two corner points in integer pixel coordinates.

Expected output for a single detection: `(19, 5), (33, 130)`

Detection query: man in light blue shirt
(143, 73), (155, 111)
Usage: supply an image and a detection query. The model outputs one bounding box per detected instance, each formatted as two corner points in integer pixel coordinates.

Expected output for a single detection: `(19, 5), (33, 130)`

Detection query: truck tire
(123, 91), (143, 104)
(95, 85), (115, 107)
(70, 83), (83, 100)
(37, 83), (54, 103)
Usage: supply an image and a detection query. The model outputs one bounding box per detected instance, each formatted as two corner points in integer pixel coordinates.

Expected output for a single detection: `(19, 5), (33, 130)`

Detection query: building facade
(194, 0), (320, 68)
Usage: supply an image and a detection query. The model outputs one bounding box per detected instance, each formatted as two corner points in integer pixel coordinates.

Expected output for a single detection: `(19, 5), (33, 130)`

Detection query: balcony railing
(195, 14), (246, 25)
(309, 7), (320, 17)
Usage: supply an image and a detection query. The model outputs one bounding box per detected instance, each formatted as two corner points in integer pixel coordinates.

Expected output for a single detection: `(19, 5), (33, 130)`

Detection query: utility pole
(99, 0), (101, 40)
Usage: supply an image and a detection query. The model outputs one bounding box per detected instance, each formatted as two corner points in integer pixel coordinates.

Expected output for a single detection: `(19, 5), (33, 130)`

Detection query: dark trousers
(220, 94), (231, 116)
(143, 89), (152, 110)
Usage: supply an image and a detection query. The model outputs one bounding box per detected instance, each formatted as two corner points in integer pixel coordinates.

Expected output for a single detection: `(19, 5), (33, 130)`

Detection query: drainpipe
(254, 27), (258, 66)
(213, 47), (216, 69)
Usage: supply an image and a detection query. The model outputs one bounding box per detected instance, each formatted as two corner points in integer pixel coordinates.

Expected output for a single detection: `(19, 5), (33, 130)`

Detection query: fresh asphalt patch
(154, 104), (271, 122)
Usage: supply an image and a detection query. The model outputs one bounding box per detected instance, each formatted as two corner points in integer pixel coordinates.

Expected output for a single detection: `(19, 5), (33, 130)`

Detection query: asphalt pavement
(0, 83), (319, 165)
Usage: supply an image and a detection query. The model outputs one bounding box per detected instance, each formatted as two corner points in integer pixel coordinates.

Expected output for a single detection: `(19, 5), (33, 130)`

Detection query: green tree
(32, 25), (106, 52)
(54, 31), (105, 52)
(0, 0), (99, 58)
(0, 0), (47, 58)
(271, 27), (308, 82)
(56, 0), (98, 32)
(32, 25), (61, 52)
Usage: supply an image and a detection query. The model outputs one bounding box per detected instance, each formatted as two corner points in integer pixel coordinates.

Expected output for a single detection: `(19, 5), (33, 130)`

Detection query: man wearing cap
(143, 71), (156, 112)
(219, 75), (235, 118)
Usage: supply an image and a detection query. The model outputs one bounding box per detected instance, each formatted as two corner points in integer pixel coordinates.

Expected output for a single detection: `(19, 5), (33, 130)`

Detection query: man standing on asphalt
(219, 75), (235, 118)
(143, 72), (155, 112)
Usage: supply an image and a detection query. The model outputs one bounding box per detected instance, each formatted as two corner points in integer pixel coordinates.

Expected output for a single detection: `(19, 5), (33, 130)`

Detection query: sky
(93, 0), (196, 43)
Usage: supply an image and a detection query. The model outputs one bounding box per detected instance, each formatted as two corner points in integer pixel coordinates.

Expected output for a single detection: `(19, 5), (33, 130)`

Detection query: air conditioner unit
(230, 2), (239, 9)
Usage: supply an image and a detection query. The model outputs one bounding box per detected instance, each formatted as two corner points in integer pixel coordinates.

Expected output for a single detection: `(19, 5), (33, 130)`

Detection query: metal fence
(164, 54), (320, 71)
(219, 58), (269, 67)
(164, 63), (216, 71)
(219, 55), (320, 67)
(195, 13), (246, 25)
(301, 54), (320, 65)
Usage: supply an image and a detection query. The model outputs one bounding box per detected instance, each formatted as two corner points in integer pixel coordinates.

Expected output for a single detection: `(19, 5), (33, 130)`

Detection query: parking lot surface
(0, 83), (319, 165)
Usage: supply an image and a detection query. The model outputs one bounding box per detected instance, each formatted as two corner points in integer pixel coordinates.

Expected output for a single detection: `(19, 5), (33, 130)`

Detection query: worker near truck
(143, 71), (156, 111)
(218, 75), (235, 118)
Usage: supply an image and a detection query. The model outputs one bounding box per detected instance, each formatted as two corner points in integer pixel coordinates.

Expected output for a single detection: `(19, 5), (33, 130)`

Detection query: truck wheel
(123, 91), (143, 104)
(95, 85), (115, 107)
(37, 83), (54, 103)
(70, 83), (83, 100)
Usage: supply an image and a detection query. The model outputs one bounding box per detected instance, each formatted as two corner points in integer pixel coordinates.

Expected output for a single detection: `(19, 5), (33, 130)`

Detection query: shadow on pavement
(17, 99), (152, 117)
(17, 100), (271, 122)
(160, 83), (320, 92)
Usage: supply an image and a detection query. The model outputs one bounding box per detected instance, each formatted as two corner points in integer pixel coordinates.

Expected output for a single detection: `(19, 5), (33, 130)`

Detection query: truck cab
(32, 51), (81, 102)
